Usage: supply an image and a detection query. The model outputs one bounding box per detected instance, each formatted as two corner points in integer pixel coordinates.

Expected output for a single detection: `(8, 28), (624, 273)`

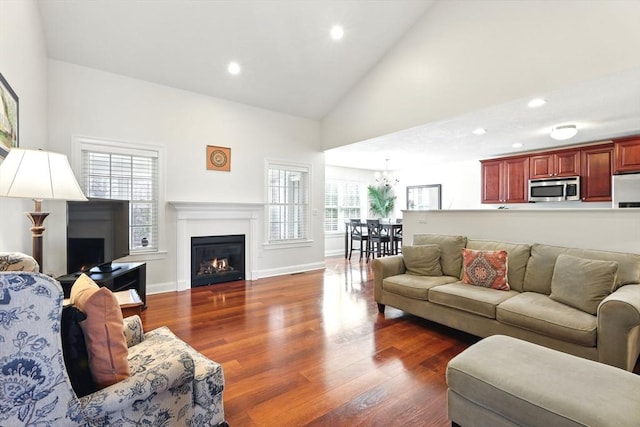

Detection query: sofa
(0, 252), (226, 426)
(372, 234), (640, 371)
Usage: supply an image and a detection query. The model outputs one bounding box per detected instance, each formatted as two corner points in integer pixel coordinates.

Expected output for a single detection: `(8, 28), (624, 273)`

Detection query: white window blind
(325, 182), (338, 232)
(81, 147), (159, 252)
(324, 181), (361, 232)
(267, 164), (309, 242)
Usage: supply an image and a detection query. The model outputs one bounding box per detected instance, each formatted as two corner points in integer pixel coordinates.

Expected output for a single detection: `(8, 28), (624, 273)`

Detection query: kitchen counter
(402, 208), (640, 254)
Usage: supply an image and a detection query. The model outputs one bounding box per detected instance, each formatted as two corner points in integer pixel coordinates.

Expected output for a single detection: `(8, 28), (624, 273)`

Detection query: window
(266, 162), (310, 242)
(325, 181), (361, 232)
(77, 139), (160, 252)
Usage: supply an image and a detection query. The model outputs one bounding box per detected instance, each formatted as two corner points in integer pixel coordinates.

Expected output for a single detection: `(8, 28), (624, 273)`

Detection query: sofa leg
(377, 303), (385, 314)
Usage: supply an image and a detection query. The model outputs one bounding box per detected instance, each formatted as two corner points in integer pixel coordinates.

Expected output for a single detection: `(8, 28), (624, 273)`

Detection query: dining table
(344, 220), (402, 259)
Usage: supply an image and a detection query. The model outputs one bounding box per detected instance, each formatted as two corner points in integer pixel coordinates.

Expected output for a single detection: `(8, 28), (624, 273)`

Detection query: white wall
(47, 61), (324, 290)
(0, 0), (49, 258)
(396, 160), (481, 210)
(403, 209), (640, 255)
(321, 0), (640, 149)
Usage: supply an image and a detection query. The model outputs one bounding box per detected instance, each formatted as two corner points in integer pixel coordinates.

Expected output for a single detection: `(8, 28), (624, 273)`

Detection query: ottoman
(446, 335), (640, 427)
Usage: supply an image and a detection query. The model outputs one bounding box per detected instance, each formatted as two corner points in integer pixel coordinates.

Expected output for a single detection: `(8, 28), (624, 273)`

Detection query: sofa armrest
(597, 284), (640, 371)
(372, 255), (406, 302)
(75, 350), (195, 421)
(123, 315), (145, 347)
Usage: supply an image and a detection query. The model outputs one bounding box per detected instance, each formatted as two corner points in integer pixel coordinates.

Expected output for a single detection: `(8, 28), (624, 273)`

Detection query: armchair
(0, 267), (226, 426)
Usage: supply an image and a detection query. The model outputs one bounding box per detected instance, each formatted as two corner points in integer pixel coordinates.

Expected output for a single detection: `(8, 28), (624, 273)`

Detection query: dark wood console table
(57, 262), (147, 307)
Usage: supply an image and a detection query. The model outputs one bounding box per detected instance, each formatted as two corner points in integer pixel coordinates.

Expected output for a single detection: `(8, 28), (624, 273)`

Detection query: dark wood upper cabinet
(481, 157), (529, 204)
(530, 150), (580, 179)
(481, 159), (503, 204)
(481, 136), (639, 204)
(614, 137), (640, 173)
(581, 145), (613, 202)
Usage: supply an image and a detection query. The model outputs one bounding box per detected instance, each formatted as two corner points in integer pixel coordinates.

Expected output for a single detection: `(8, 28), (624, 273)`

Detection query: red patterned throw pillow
(462, 249), (509, 290)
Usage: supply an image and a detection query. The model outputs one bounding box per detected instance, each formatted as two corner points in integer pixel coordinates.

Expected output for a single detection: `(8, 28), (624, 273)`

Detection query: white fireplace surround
(170, 201), (263, 291)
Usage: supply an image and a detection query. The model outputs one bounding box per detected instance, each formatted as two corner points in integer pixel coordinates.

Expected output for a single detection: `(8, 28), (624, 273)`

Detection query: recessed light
(528, 98), (546, 108)
(227, 62), (241, 75)
(550, 124), (578, 141)
(472, 128), (487, 135)
(512, 143), (523, 148)
(330, 25), (344, 41)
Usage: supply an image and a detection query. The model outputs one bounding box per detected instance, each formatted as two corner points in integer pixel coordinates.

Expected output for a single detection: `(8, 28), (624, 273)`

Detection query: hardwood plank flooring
(140, 257), (640, 426)
(141, 257), (477, 426)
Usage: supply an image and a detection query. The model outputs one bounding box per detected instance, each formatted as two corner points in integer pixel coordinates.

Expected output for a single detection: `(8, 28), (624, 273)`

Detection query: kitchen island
(402, 208), (640, 254)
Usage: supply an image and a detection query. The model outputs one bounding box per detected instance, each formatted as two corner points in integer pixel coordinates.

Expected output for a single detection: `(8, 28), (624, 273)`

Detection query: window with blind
(79, 143), (159, 253)
(266, 163), (310, 242)
(324, 181), (361, 232)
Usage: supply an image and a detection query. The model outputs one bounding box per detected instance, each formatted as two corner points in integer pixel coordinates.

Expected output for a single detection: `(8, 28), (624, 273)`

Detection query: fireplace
(191, 235), (245, 287)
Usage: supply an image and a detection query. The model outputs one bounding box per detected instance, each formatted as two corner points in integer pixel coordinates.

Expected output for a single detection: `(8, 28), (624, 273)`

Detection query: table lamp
(0, 148), (87, 272)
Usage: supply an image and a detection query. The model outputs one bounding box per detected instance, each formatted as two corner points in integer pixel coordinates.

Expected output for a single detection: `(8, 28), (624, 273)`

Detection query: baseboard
(252, 261), (325, 280)
(324, 249), (344, 257)
(147, 280), (177, 295)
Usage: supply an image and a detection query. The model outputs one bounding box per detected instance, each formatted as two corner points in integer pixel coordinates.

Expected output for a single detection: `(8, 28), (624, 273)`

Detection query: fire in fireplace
(191, 234), (245, 287)
(198, 257), (233, 275)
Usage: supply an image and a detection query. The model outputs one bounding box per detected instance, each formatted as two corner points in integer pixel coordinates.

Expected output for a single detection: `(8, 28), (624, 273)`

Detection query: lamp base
(26, 211), (49, 272)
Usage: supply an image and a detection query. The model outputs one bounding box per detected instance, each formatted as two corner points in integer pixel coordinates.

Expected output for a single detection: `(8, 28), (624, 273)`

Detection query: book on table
(114, 289), (143, 308)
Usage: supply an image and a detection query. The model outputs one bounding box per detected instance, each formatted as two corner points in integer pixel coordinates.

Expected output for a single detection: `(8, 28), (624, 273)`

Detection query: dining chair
(366, 219), (391, 262)
(348, 219), (368, 261)
(393, 218), (403, 254)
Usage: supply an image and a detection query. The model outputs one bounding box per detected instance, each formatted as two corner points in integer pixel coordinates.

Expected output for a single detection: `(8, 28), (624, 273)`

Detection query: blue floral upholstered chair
(0, 253), (226, 426)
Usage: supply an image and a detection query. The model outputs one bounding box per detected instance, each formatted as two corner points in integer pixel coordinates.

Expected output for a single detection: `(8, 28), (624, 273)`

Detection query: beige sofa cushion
(429, 283), (518, 319)
(383, 274), (459, 301)
(497, 292), (597, 347)
(466, 239), (531, 292)
(403, 245), (442, 276)
(524, 243), (640, 295)
(550, 254), (618, 315)
(413, 234), (466, 278)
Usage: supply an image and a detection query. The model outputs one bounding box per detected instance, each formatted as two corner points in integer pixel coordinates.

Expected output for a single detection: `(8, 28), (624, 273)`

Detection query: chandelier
(375, 158), (399, 187)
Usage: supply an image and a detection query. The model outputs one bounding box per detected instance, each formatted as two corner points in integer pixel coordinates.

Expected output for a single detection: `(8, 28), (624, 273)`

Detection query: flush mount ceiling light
(472, 128), (487, 135)
(227, 62), (241, 75)
(330, 25), (344, 41)
(550, 124), (578, 141)
(528, 98), (547, 108)
(512, 143), (523, 148)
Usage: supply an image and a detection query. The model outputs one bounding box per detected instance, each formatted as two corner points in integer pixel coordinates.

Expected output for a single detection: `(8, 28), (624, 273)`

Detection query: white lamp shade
(0, 148), (87, 201)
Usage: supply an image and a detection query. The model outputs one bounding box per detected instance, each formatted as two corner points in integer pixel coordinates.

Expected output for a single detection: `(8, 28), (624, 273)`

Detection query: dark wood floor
(141, 256), (477, 426)
(140, 257), (640, 426)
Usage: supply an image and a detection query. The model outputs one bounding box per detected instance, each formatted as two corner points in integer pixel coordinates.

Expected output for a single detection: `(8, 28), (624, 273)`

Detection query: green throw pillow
(549, 254), (618, 315)
(403, 245), (442, 276)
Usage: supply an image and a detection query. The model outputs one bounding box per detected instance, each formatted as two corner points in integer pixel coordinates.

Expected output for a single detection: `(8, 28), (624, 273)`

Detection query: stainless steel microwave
(528, 176), (580, 202)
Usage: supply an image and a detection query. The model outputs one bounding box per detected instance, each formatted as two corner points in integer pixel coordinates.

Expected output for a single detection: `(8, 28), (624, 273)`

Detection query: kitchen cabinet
(614, 137), (640, 173)
(529, 150), (580, 179)
(581, 145), (613, 202)
(481, 157), (529, 204)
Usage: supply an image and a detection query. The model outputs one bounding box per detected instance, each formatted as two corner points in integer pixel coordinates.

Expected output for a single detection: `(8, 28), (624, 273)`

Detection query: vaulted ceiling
(37, 0), (433, 120)
(37, 1), (640, 170)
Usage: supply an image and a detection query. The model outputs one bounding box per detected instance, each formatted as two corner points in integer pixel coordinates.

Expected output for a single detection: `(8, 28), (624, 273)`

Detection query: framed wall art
(206, 145), (231, 172)
(0, 72), (19, 158)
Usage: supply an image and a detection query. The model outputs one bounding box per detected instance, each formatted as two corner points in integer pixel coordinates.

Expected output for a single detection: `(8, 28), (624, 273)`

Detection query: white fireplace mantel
(169, 201), (264, 291)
